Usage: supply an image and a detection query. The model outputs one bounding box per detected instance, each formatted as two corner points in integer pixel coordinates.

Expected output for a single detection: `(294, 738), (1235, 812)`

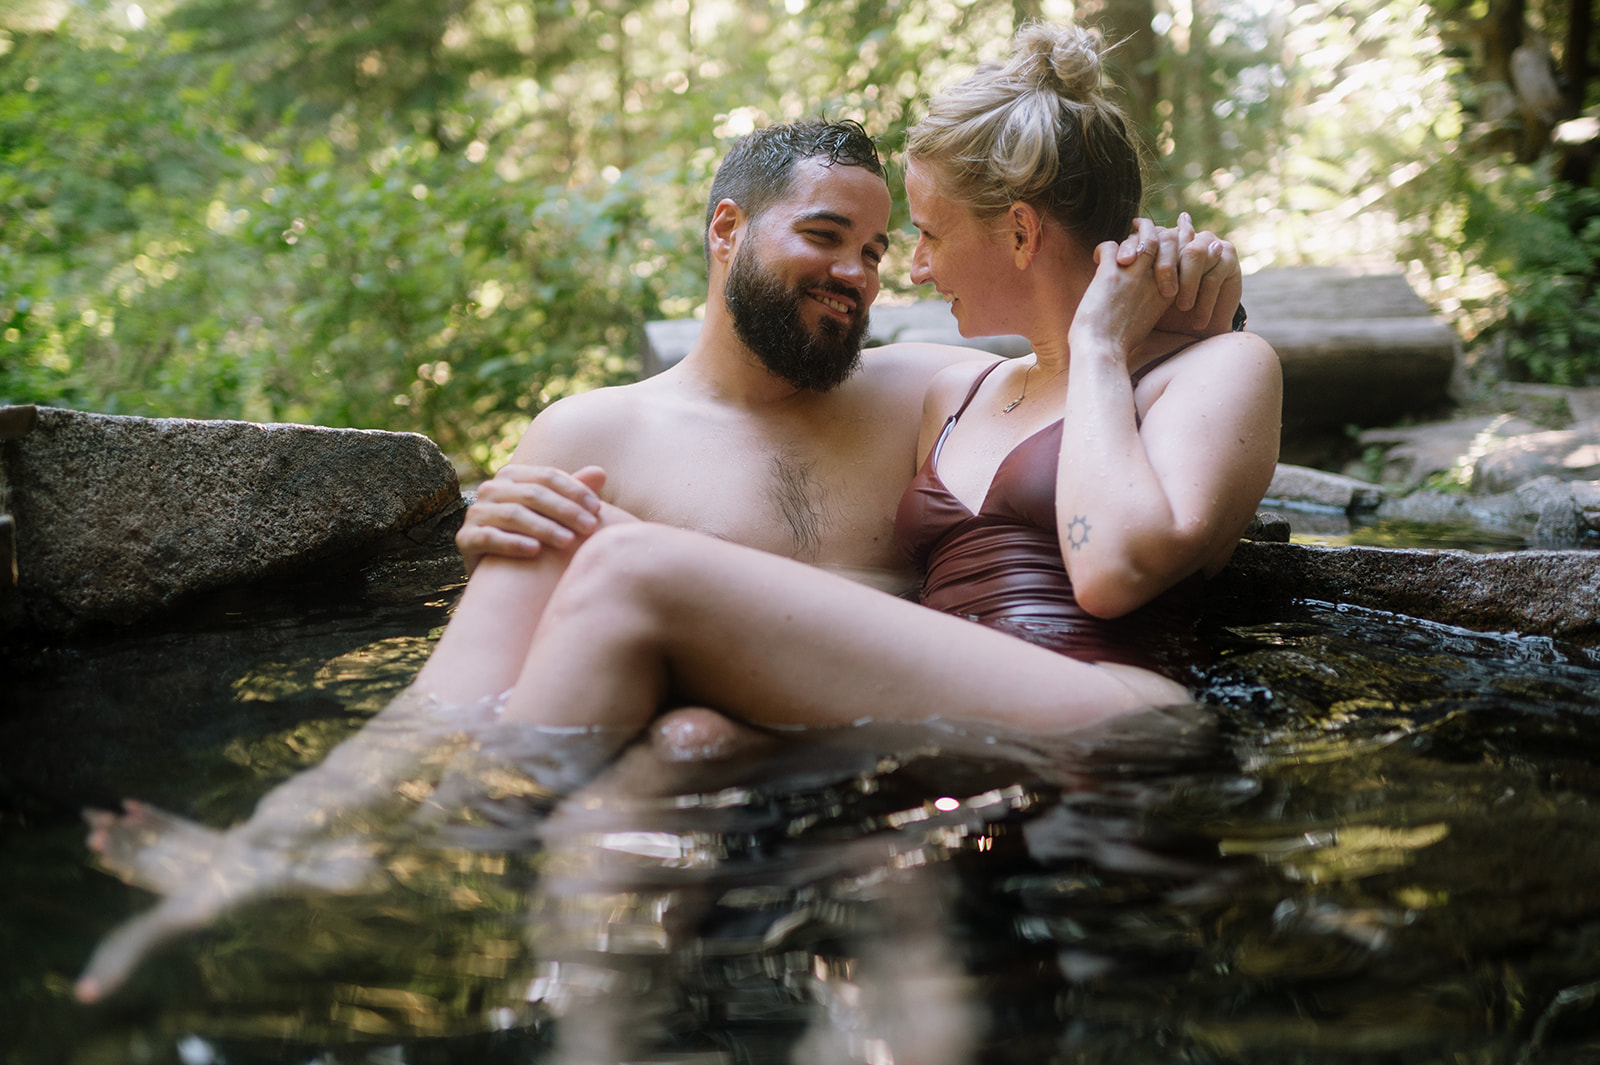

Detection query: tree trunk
(1563, 0), (1592, 116)
(1077, 0), (1158, 133)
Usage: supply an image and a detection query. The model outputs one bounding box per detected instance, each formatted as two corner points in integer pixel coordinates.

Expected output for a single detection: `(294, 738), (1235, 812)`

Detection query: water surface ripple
(4, 563), (1600, 1065)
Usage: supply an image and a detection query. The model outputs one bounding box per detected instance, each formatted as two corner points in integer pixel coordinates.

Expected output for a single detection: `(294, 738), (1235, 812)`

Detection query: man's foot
(84, 801), (223, 895)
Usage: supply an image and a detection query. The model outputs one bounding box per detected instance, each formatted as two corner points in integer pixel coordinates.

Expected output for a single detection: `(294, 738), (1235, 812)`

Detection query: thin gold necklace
(1002, 360), (1065, 414)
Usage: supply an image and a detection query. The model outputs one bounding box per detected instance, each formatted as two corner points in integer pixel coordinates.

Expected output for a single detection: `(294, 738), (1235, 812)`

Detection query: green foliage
(1, 0), (1025, 473)
(1459, 169), (1600, 385)
(4, 0), (1594, 468)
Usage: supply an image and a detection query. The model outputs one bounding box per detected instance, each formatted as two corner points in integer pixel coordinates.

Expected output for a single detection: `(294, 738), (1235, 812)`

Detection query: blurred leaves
(6, 0), (1600, 470)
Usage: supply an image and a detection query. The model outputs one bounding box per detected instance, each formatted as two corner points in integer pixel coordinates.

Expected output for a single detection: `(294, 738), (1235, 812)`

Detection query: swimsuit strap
(949, 360), (1007, 424)
(949, 341), (1196, 436)
(1130, 338), (1201, 387)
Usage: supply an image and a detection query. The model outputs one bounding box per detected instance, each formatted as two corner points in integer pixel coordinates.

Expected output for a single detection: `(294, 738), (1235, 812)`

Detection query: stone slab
(2, 406), (462, 632)
(1209, 540), (1600, 647)
(1266, 464), (1385, 511)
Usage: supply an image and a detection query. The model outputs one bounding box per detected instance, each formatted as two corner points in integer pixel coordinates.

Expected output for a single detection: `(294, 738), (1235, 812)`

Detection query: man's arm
(455, 392), (635, 572)
(458, 465), (604, 573)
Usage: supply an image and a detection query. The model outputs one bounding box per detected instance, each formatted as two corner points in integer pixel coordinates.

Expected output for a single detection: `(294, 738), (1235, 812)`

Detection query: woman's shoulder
(1140, 329), (1279, 388)
(923, 355), (1008, 414)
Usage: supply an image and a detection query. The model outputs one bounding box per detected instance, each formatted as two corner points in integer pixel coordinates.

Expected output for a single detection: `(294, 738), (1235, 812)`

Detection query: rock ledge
(1, 406), (462, 632)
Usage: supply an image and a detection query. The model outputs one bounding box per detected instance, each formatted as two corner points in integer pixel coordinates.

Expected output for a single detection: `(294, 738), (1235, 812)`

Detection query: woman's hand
(1070, 240), (1174, 366)
(456, 465), (606, 573)
(1116, 214), (1242, 338)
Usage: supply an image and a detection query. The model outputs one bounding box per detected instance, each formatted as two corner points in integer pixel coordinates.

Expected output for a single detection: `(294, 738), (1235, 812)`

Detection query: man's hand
(1116, 213), (1242, 339)
(456, 465), (606, 573)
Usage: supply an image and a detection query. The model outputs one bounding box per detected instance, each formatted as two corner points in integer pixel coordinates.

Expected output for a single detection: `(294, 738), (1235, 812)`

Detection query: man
(457, 119), (1240, 617)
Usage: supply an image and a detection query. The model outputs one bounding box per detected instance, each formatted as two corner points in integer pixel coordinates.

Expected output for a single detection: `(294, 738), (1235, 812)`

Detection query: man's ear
(1009, 202), (1045, 268)
(708, 199), (746, 265)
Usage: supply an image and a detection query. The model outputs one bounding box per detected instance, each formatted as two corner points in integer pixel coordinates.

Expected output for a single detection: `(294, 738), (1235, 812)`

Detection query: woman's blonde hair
(906, 21), (1143, 247)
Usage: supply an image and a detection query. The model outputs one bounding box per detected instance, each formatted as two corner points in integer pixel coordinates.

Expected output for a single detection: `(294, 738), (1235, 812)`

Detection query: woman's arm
(1054, 246), (1282, 618)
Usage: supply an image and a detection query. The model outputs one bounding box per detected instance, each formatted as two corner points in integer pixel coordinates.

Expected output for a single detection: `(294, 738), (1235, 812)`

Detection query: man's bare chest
(607, 430), (908, 568)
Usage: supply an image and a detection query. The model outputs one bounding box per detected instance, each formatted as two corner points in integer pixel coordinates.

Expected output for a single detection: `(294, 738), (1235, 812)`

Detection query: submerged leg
(85, 801), (223, 897)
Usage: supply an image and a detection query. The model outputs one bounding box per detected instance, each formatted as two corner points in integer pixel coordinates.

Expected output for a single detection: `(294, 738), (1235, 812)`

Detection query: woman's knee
(550, 522), (691, 617)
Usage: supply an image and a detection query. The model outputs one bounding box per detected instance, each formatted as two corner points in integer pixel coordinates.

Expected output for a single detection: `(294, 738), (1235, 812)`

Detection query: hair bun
(1008, 21), (1105, 98)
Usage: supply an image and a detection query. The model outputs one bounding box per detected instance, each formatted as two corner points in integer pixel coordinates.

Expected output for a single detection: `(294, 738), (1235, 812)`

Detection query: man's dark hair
(702, 119), (884, 266)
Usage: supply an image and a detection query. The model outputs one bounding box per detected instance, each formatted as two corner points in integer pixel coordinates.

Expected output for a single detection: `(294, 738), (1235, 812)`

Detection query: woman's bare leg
(413, 500), (639, 704)
(501, 523), (1187, 739)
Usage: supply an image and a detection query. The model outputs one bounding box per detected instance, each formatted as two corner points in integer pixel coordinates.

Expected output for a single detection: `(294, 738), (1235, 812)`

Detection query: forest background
(3, 0), (1596, 476)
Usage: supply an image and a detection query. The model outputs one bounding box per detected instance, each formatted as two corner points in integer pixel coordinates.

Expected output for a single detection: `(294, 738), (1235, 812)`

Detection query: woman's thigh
(552, 523), (1190, 735)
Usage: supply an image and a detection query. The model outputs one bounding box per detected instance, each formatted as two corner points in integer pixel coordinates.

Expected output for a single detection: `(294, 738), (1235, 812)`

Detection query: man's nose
(831, 254), (868, 287)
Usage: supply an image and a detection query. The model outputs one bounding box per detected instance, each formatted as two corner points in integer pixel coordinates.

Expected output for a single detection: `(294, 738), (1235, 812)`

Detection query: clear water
(5, 549), (1600, 1065)
(1259, 503), (1538, 553)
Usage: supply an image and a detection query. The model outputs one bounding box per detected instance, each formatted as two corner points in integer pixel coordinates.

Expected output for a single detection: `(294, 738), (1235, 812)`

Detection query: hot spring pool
(4, 547), (1600, 1065)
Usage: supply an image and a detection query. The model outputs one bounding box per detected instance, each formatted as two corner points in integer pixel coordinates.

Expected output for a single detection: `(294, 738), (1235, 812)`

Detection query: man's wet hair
(702, 119), (884, 266)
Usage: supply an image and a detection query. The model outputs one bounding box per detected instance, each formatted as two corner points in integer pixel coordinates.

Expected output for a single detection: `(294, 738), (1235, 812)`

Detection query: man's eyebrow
(798, 210), (890, 250)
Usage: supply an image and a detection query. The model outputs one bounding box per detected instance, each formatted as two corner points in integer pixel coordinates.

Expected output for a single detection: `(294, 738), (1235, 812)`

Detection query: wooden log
(641, 266), (1460, 442)
(1244, 267), (1458, 436)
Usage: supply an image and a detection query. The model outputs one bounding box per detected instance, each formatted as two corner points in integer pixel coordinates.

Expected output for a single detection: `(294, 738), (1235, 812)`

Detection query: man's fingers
(1153, 226), (1181, 298)
(467, 483), (601, 549)
(477, 480), (600, 527)
(480, 494), (594, 543)
(482, 465), (603, 513)
(572, 465), (607, 494)
(456, 526), (544, 563)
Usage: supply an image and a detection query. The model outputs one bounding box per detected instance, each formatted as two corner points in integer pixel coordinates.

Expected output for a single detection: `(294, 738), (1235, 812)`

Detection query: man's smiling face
(723, 158), (892, 392)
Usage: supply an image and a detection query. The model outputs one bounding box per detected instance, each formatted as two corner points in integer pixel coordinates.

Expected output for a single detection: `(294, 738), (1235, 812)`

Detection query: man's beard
(724, 242), (869, 392)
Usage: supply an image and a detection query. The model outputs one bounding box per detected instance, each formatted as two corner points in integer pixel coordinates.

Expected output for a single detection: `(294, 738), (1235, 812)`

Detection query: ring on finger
(1137, 241), (1155, 256)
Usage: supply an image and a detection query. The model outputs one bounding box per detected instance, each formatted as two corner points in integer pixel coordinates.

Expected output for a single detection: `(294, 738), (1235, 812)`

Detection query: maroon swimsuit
(893, 358), (1207, 681)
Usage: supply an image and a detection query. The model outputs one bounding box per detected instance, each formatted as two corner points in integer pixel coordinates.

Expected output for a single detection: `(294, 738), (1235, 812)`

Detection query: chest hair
(765, 443), (835, 560)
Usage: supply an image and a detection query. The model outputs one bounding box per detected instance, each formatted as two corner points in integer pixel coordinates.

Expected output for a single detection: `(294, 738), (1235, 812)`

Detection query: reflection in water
(5, 572), (1600, 1064)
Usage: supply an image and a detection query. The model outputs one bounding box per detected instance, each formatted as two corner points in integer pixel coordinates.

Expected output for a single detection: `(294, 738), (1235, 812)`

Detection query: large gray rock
(1266, 464), (1386, 511)
(1210, 540), (1600, 647)
(1472, 425), (1600, 493)
(1355, 414), (1545, 489)
(1, 406), (462, 632)
(1367, 475), (1599, 546)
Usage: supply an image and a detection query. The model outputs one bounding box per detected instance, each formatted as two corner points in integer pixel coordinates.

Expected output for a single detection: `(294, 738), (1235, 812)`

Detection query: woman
(472, 21), (1279, 740)
(75, 21), (1279, 1002)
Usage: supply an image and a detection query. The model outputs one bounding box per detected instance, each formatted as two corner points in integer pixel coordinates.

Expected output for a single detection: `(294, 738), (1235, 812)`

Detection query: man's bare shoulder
(852, 342), (1001, 401)
(509, 379), (668, 466)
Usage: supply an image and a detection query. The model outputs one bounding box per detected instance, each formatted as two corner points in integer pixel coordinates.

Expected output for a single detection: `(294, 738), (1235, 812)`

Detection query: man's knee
(648, 707), (771, 763)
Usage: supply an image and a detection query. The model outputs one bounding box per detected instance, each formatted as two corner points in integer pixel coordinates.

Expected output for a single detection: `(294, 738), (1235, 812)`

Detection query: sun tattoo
(1067, 515), (1092, 550)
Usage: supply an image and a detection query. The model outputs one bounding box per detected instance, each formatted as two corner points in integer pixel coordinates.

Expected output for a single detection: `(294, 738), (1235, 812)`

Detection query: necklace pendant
(1002, 397), (1023, 413)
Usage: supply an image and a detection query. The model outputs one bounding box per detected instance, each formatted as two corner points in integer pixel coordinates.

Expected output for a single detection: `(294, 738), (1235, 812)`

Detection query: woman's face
(904, 161), (1026, 339)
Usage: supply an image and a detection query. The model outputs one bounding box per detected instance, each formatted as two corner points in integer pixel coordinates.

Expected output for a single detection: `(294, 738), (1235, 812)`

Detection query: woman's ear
(708, 199), (745, 265)
(1009, 202), (1045, 268)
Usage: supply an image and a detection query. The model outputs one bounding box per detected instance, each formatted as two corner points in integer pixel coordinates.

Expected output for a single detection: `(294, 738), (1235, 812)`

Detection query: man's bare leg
(77, 509), (640, 1003)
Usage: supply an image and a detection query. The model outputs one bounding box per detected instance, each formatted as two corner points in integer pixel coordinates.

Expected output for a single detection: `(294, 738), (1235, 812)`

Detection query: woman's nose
(909, 240), (932, 285)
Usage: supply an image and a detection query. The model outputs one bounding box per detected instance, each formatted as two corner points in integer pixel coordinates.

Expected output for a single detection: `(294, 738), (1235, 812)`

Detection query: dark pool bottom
(4, 558), (1600, 1065)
